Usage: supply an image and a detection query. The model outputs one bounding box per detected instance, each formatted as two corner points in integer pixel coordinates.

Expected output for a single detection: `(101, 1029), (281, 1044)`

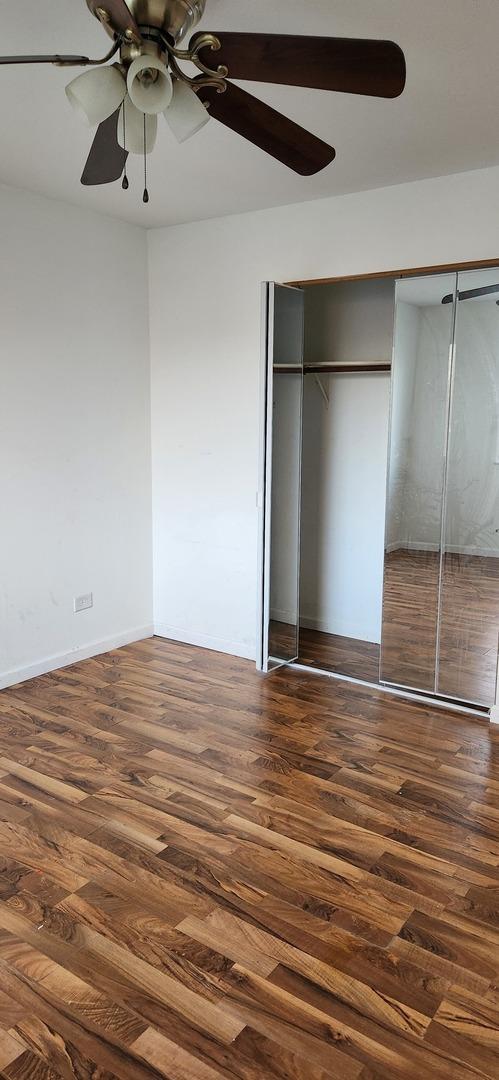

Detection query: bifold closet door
(260, 283), (304, 671)
(380, 274), (458, 693)
(437, 268), (499, 705)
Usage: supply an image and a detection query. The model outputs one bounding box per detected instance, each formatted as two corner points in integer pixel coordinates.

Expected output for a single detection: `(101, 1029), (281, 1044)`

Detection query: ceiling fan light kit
(118, 96), (157, 153)
(1, 0), (406, 202)
(127, 53), (173, 114)
(164, 79), (210, 143)
(65, 64), (126, 126)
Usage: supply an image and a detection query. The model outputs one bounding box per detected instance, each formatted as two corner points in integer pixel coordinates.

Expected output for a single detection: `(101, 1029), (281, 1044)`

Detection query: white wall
(304, 279), (395, 366)
(0, 184), (152, 687)
(446, 300), (499, 555)
(300, 373), (390, 643)
(300, 281), (393, 644)
(148, 163), (499, 661)
(386, 300), (420, 550)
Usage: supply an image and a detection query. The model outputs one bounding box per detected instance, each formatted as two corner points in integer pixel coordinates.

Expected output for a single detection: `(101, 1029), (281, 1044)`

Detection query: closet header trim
(287, 256), (499, 289)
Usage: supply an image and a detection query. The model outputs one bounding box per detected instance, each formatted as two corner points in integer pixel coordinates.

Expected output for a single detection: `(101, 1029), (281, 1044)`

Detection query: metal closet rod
(273, 362), (391, 374)
(305, 362), (391, 373)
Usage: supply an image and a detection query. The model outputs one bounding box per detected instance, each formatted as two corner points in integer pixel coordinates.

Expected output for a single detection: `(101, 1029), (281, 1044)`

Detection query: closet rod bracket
(314, 374), (330, 408)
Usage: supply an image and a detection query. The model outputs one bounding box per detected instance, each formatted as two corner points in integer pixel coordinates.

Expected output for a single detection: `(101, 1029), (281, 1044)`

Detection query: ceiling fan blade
(86, 0), (141, 43)
(81, 108), (128, 185)
(0, 54), (91, 65)
(194, 33), (406, 98)
(442, 283), (499, 304)
(200, 81), (335, 176)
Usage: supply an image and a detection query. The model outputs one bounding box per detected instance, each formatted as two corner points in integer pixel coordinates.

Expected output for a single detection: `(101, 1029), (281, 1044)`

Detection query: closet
(259, 265), (499, 711)
(299, 279), (393, 683)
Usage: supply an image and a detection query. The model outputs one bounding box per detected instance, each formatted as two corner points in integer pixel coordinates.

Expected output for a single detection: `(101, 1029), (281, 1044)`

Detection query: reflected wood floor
(382, 549), (499, 705)
(0, 637), (498, 1079)
(299, 628), (381, 683)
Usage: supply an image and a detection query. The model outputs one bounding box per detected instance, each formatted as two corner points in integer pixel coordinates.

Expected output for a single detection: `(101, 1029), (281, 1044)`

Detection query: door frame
(286, 257), (499, 289)
(256, 282), (304, 673)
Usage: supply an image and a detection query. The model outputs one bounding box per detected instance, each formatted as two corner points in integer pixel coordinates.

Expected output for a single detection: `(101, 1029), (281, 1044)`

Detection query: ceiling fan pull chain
(143, 114), (149, 204)
(122, 98), (129, 190)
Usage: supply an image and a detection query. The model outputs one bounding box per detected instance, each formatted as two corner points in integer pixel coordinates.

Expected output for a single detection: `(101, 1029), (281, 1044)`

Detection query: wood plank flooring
(381, 549), (499, 705)
(0, 636), (498, 1079)
(298, 628), (381, 684)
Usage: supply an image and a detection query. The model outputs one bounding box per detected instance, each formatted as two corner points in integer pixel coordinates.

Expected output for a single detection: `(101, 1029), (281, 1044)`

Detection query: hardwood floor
(0, 636), (498, 1079)
(381, 549), (499, 705)
(380, 549), (440, 695)
(298, 628), (381, 683)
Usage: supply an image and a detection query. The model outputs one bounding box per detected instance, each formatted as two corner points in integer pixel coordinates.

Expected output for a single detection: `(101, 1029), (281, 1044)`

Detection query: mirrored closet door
(261, 283), (304, 671)
(381, 268), (499, 706)
(437, 268), (499, 705)
(380, 273), (457, 693)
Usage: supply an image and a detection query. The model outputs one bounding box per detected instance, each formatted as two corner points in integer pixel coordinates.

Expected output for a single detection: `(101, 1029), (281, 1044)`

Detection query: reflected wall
(381, 274), (456, 692)
(381, 268), (499, 706)
(438, 269), (499, 704)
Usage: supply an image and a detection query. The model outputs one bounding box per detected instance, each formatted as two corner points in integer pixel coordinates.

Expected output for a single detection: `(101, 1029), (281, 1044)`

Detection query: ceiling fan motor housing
(127, 0), (206, 43)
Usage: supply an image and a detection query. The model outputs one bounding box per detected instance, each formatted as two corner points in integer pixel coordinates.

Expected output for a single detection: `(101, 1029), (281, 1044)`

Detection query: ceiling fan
(0, 0), (406, 201)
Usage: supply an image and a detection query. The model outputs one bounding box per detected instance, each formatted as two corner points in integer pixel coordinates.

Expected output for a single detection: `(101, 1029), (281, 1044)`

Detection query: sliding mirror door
(380, 274), (457, 692)
(261, 283), (304, 670)
(437, 268), (499, 705)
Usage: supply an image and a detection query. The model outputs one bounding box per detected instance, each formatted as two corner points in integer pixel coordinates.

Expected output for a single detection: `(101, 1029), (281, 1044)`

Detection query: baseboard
(299, 614), (380, 645)
(0, 625), (154, 691)
(490, 704), (499, 725)
(154, 622), (255, 661)
(385, 541), (439, 554)
(270, 607), (296, 625)
(386, 541), (499, 558)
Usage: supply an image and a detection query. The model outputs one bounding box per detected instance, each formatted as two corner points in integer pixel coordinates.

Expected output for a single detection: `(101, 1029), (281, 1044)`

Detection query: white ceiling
(2, 0), (499, 228)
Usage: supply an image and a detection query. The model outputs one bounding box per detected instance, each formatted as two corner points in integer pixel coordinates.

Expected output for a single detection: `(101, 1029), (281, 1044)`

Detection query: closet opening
(298, 278), (393, 685)
(259, 261), (499, 716)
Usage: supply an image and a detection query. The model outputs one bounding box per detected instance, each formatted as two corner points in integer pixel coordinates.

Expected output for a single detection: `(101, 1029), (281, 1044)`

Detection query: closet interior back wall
(299, 280), (394, 667)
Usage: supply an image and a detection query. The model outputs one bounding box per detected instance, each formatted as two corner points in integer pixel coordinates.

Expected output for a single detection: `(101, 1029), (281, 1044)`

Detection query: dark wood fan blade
(0, 54), (90, 64)
(81, 108), (127, 185)
(194, 33), (406, 98)
(443, 284), (499, 304)
(86, 0), (141, 43)
(200, 81), (335, 176)
(458, 283), (499, 301)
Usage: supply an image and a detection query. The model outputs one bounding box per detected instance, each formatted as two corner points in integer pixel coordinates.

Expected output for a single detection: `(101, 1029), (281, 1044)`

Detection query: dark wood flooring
(0, 637), (498, 1079)
(381, 549), (499, 705)
(299, 628), (381, 684)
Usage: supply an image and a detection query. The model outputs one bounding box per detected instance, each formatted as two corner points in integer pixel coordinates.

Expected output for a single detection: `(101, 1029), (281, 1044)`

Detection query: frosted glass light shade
(65, 65), (126, 126)
(118, 97), (157, 154)
(164, 80), (210, 143)
(127, 54), (173, 115)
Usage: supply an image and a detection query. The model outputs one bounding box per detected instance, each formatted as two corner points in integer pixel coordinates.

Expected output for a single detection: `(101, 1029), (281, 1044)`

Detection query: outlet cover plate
(74, 593), (93, 613)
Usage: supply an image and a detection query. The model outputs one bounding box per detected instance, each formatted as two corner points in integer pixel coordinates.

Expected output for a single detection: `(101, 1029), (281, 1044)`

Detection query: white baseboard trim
(385, 541), (439, 554)
(270, 607), (295, 625)
(299, 614), (380, 645)
(490, 705), (499, 725)
(386, 541), (499, 558)
(154, 622), (255, 661)
(0, 625), (154, 691)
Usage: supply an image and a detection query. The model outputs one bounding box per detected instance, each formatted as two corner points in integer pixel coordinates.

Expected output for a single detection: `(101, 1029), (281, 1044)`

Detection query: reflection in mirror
(438, 269), (499, 704)
(267, 285), (304, 666)
(380, 274), (456, 692)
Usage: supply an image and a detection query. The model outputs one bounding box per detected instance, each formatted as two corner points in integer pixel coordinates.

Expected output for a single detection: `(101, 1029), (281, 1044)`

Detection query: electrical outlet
(74, 593), (93, 614)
